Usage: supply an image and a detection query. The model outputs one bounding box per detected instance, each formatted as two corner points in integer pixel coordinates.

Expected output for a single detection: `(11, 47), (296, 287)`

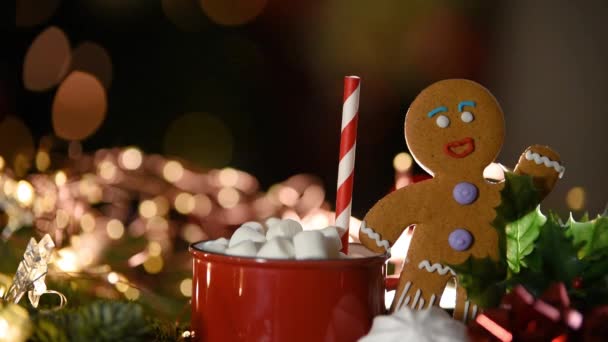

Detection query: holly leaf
(505, 206), (546, 273)
(565, 215), (608, 258)
(533, 218), (583, 283)
(449, 256), (507, 308)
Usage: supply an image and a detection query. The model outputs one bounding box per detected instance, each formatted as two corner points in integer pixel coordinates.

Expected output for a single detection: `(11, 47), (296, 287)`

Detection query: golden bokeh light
(174, 192), (195, 214)
(119, 147), (143, 170)
(98, 160), (117, 181)
(124, 287), (140, 300)
(148, 241), (162, 256)
(162, 161), (184, 183)
(80, 213), (96, 232)
(3, 179), (16, 196)
(143, 255), (164, 274)
(199, 0), (267, 26)
(70, 41), (113, 89)
(35, 150), (51, 171)
(55, 209), (70, 229)
(106, 219), (125, 239)
(23, 26), (71, 91)
(16, 0), (61, 27)
(139, 200), (157, 218)
(566, 187), (586, 211)
(15, 180), (34, 206)
(0, 156), (4, 170)
(217, 187), (240, 208)
(55, 248), (79, 272)
(52, 71), (107, 141)
(55, 170), (67, 186)
(393, 152), (413, 172)
(218, 167), (239, 187)
(179, 278), (192, 297)
(163, 112), (233, 169)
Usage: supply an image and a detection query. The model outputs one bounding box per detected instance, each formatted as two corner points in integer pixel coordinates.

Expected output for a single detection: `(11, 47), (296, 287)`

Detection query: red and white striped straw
(335, 76), (360, 254)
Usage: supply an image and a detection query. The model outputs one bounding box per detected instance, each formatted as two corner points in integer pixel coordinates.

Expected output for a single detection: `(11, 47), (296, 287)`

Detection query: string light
(162, 161), (183, 182)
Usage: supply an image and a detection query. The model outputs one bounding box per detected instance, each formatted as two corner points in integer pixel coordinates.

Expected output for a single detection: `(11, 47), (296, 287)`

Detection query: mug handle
(385, 275), (400, 291)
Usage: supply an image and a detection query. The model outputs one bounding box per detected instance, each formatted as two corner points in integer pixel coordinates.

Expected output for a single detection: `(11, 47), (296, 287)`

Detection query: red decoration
(443, 137), (475, 158)
(468, 283), (586, 341)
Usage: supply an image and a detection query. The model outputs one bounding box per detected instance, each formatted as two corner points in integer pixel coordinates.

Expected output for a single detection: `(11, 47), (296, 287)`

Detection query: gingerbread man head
(405, 79), (505, 177)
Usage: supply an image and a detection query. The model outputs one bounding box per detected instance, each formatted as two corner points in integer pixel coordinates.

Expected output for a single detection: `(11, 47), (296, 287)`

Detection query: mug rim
(189, 240), (388, 268)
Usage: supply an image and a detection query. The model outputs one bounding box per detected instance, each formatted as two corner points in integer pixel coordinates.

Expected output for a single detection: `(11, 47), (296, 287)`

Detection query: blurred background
(5, 0), (607, 217)
(1, 0), (607, 327)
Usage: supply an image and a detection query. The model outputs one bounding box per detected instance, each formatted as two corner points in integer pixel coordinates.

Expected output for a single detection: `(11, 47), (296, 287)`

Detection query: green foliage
(565, 214), (608, 258)
(28, 300), (182, 342)
(505, 206), (545, 273)
(449, 256), (506, 308)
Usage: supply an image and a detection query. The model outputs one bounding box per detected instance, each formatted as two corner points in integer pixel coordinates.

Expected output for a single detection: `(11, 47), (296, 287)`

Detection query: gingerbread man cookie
(359, 79), (565, 322)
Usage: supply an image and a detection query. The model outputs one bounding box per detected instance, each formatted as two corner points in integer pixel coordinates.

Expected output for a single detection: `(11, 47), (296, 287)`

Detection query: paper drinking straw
(335, 76), (360, 254)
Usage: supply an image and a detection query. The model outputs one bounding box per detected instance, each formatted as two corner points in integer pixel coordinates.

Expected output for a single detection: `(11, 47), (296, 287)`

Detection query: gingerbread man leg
(454, 283), (480, 323)
(390, 258), (454, 313)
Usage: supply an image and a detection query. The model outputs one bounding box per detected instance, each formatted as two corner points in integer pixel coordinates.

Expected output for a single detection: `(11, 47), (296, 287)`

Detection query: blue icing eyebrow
(458, 100), (476, 112)
(427, 106), (447, 118)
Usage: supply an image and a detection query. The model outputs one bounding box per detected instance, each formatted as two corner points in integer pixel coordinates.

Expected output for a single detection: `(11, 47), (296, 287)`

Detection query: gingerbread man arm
(512, 145), (564, 200)
(359, 181), (432, 253)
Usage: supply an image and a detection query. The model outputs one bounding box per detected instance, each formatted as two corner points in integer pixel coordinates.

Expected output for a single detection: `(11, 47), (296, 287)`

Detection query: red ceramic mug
(190, 243), (392, 342)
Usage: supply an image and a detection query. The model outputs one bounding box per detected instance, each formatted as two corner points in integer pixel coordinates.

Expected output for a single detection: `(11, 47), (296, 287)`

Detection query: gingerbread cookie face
(405, 79), (505, 176)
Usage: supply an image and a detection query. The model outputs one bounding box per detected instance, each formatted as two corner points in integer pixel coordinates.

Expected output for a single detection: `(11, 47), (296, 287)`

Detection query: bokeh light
(15, 180), (34, 206)
(143, 256), (164, 274)
(393, 152), (413, 172)
(80, 213), (96, 232)
(193, 194), (212, 216)
(16, 0), (61, 27)
(138, 200), (157, 219)
(119, 147), (143, 170)
(181, 223), (206, 243)
(52, 71), (107, 141)
(23, 26), (71, 91)
(70, 41), (113, 89)
(54, 170), (67, 186)
(35, 150), (51, 171)
(174, 193), (195, 214)
(162, 161), (184, 183)
(217, 187), (240, 208)
(218, 167), (239, 187)
(164, 112), (233, 169)
(566, 187), (586, 211)
(179, 278), (192, 297)
(199, 0), (267, 26)
(106, 219), (125, 239)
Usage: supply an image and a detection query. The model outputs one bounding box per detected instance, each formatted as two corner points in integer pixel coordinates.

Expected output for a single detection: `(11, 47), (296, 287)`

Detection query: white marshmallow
(264, 217), (281, 230)
(195, 240), (228, 254)
(293, 231), (328, 259)
(257, 237), (295, 259)
(320, 226), (343, 257)
(229, 226), (266, 248)
(240, 221), (265, 234)
(266, 219), (303, 240)
(225, 240), (260, 257)
(214, 237), (229, 247)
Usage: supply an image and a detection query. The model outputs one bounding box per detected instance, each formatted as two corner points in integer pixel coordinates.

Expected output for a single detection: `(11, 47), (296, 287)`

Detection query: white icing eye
(461, 111), (474, 123)
(436, 115), (450, 128)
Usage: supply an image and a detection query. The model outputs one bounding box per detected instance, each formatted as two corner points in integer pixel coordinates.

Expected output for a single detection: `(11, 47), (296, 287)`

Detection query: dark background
(5, 0), (608, 217)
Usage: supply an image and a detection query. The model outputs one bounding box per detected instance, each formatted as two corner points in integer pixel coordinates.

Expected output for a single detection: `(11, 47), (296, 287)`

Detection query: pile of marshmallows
(195, 218), (345, 259)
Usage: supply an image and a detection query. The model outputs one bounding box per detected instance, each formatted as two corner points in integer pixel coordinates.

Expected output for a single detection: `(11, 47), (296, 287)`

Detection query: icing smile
(444, 137), (475, 158)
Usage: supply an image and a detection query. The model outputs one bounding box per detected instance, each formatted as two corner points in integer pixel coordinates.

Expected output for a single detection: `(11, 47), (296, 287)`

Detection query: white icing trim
(418, 260), (456, 276)
(403, 296), (411, 307)
(411, 289), (421, 309)
(395, 281), (411, 310)
(471, 305), (478, 319)
(428, 294), (436, 308)
(417, 298), (425, 310)
(360, 221), (391, 251)
(463, 301), (470, 323)
(525, 150), (565, 178)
